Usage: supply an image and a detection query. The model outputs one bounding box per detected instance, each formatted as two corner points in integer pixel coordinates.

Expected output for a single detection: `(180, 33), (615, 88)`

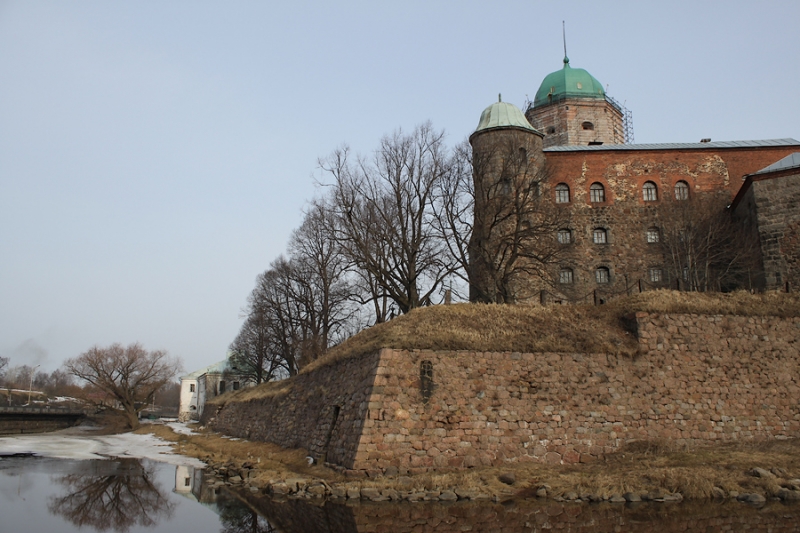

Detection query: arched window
(646, 227), (660, 243)
(582, 121), (594, 131)
(559, 268), (574, 284)
(674, 180), (689, 200)
(595, 267), (610, 284)
(590, 182), (605, 203)
(555, 183), (570, 203)
(557, 229), (572, 244)
(643, 181), (658, 201)
(420, 360), (434, 403)
(593, 228), (608, 244)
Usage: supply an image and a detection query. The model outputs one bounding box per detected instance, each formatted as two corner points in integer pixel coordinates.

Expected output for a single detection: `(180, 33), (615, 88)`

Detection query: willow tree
(65, 343), (181, 429)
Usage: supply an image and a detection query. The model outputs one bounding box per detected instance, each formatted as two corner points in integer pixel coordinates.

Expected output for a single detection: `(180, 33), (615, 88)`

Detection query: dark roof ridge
(544, 138), (800, 152)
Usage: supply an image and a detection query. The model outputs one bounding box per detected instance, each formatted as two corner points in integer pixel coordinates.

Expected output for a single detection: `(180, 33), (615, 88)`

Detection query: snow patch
(165, 421), (199, 436)
(0, 429), (204, 467)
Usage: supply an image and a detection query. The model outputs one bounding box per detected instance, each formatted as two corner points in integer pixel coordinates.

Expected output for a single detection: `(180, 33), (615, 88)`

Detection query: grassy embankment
(141, 290), (800, 500)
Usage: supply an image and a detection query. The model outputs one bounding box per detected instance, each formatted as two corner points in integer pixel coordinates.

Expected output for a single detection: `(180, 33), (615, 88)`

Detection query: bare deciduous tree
(229, 311), (284, 385)
(287, 204), (356, 356)
(320, 123), (458, 319)
(241, 259), (308, 377)
(657, 192), (759, 291)
(65, 343), (182, 429)
(231, 205), (358, 380)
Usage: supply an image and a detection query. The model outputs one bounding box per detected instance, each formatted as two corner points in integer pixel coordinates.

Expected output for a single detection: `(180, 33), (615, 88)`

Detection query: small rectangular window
(189, 384), (195, 393)
(559, 269), (573, 284)
(420, 361), (434, 404)
(649, 268), (662, 283)
(557, 229), (571, 244)
(184, 477), (191, 487)
(233, 382), (240, 390)
(593, 228), (607, 244)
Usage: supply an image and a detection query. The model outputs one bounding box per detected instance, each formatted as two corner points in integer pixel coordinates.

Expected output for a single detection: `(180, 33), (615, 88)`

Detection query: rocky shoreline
(203, 460), (800, 506)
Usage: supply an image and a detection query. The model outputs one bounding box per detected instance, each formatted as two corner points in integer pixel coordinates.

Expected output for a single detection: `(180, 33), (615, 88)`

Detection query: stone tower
(468, 97), (546, 303)
(525, 56), (626, 148)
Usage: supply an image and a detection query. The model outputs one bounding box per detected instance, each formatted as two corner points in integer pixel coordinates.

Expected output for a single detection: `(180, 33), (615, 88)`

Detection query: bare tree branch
(65, 343), (181, 429)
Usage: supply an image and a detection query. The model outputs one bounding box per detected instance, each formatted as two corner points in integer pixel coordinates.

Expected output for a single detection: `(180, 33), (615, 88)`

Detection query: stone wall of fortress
(202, 312), (800, 473)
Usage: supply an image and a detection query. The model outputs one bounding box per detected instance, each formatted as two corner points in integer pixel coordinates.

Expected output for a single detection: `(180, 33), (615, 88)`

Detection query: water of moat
(2, 456), (800, 533)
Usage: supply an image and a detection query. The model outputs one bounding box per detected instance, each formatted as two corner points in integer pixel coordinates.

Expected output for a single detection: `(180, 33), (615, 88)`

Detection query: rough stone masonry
(202, 312), (800, 474)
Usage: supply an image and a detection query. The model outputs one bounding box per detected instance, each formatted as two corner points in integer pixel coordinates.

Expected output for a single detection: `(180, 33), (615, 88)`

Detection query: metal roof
(533, 57), (605, 107)
(544, 138), (800, 152)
(181, 358), (233, 380)
(753, 152), (800, 175)
(474, 99), (538, 134)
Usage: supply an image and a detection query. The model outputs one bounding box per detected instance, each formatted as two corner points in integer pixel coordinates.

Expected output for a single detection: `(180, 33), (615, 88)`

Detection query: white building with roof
(178, 355), (253, 422)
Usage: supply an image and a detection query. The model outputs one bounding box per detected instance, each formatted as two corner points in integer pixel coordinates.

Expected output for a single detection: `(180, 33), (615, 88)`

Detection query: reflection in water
(218, 502), (277, 533)
(48, 459), (175, 532)
(24, 455), (800, 533)
(173, 464), (276, 532)
(227, 488), (800, 533)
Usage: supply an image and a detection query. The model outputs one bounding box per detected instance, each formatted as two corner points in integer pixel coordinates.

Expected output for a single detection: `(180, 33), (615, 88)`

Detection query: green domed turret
(474, 96), (539, 134)
(533, 56), (605, 107)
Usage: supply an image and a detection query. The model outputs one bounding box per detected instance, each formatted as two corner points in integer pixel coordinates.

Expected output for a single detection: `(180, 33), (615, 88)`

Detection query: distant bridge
(0, 406), (86, 435)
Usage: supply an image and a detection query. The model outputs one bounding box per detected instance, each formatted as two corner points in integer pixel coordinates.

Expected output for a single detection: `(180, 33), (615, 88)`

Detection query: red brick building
(469, 57), (800, 302)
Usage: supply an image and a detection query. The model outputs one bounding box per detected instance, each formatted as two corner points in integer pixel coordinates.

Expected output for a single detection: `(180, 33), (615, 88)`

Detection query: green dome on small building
(533, 56), (605, 107)
(474, 97), (539, 134)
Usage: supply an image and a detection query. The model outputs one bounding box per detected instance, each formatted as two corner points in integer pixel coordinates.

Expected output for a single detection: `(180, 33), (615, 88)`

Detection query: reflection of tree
(218, 498), (276, 533)
(48, 459), (175, 533)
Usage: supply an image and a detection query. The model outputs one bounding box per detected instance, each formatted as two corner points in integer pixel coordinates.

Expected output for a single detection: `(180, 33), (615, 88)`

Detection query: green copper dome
(533, 57), (605, 107)
(474, 97), (538, 133)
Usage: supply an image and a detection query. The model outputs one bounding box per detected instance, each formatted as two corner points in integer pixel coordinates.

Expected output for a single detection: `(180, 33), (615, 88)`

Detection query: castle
(200, 59), (800, 473)
(468, 55), (800, 304)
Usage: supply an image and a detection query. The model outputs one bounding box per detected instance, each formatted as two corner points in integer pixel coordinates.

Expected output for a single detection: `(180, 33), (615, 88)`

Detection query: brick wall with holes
(512, 144), (800, 303)
(527, 99), (626, 148)
(204, 312), (799, 474)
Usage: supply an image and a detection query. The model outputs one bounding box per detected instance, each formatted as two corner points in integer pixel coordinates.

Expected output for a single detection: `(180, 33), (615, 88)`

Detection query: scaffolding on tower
(606, 95), (635, 144)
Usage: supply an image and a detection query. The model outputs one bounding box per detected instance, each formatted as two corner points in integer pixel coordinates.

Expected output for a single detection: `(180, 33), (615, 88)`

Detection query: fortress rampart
(202, 312), (800, 473)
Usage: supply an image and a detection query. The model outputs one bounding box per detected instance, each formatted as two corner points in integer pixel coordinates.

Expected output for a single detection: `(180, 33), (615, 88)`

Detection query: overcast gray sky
(1, 1), (799, 374)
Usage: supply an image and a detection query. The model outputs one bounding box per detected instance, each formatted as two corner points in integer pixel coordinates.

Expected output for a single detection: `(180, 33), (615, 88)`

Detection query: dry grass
(137, 424), (344, 484)
(219, 378), (294, 404)
(213, 290), (800, 404)
(306, 290), (800, 373)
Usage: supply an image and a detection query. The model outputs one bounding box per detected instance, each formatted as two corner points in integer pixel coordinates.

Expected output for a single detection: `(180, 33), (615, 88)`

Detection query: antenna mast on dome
(562, 21), (568, 61)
